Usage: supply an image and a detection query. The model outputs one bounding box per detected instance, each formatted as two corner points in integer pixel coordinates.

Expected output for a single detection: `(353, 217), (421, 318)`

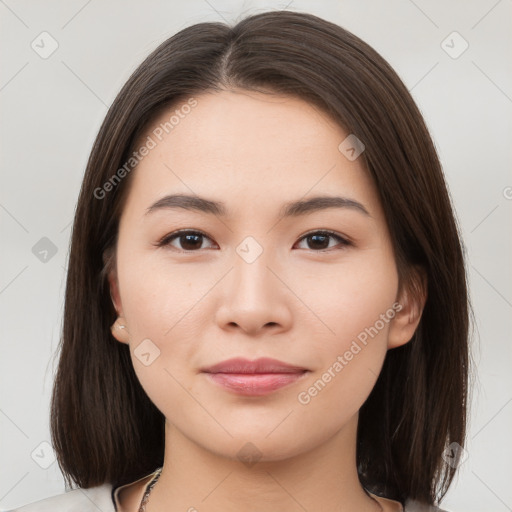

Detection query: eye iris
(308, 233), (329, 250)
(180, 233), (202, 250)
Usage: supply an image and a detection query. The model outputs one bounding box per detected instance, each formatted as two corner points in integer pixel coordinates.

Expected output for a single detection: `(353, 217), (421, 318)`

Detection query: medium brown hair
(51, 10), (471, 507)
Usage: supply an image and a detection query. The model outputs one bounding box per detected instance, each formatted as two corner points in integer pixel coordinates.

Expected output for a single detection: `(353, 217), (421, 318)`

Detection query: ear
(387, 266), (427, 350)
(107, 267), (130, 345)
(108, 268), (123, 316)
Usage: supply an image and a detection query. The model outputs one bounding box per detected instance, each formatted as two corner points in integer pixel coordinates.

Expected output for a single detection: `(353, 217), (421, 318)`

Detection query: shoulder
(404, 499), (451, 511)
(2, 484), (116, 512)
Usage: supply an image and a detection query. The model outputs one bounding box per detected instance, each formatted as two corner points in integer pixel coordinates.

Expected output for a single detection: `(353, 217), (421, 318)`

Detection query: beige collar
(113, 471), (404, 512)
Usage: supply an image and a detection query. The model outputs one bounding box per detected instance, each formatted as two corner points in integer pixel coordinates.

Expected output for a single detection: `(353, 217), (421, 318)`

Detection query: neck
(146, 414), (382, 512)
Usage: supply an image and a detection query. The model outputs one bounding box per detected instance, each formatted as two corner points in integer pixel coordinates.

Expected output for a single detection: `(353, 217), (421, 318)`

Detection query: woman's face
(109, 89), (417, 461)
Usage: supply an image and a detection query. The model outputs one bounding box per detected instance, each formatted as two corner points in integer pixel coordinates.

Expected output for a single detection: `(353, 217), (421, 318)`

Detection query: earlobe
(387, 268), (427, 350)
(111, 316), (130, 344)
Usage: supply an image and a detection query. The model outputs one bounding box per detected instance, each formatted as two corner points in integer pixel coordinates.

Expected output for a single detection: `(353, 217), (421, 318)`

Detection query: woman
(8, 9), (470, 512)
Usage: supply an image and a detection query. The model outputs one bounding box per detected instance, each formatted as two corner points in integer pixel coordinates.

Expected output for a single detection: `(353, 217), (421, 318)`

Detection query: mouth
(201, 357), (309, 396)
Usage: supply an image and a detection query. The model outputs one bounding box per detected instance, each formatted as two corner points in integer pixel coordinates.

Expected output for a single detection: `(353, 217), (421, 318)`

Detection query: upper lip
(201, 357), (307, 374)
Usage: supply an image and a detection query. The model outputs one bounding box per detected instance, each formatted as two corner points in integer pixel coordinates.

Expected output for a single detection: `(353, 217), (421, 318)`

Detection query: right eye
(155, 230), (217, 252)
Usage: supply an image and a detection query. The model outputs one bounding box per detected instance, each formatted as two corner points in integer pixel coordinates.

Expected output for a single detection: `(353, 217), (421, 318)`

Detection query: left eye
(156, 230), (351, 252)
(294, 231), (351, 251)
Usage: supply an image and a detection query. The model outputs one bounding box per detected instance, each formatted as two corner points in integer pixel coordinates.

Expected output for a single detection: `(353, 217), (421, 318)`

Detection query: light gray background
(1, 1), (511, 511)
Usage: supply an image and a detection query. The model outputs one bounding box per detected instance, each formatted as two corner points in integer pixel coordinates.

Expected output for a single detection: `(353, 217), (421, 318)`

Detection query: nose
(214, 250), (293, 336)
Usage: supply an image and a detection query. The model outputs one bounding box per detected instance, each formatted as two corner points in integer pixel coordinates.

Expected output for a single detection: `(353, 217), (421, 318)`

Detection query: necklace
(137, 467), (386, 512)
(138, 467), (163, 512)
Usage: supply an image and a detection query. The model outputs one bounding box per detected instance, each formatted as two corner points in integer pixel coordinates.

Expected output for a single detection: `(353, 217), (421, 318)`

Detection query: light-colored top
(3, 469), (449, 512)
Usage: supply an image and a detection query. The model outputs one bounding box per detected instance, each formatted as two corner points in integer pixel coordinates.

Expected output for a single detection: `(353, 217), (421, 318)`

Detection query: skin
(109, 89), (425, 512)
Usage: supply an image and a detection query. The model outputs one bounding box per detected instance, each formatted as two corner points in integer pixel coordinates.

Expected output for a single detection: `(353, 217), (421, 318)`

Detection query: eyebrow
(145, 193), (371, 218)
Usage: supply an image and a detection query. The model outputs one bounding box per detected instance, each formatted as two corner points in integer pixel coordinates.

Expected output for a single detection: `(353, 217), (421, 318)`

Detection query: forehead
(147, 89), (346, 162)
(122, 89), (380, 219)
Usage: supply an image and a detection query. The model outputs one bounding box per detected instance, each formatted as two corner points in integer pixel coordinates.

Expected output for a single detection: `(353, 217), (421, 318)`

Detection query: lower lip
(204, 372), (308, 396)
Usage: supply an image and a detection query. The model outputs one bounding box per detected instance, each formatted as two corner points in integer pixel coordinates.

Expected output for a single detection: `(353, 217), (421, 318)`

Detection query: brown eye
(295, 231), (351, 251)
(157, 230), (215, 251)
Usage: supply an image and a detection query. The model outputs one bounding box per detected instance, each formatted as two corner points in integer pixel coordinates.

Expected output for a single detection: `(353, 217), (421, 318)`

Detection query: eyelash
(154, 229), (352, 253)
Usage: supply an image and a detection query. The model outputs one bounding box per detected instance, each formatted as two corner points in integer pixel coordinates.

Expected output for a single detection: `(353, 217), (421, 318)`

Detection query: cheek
(293, 245), (398, 345)
(118, 247), (213, 337)
(294, 284), (396, 430)
(295, 249), (398, 402)
(116, 251), (201, 388)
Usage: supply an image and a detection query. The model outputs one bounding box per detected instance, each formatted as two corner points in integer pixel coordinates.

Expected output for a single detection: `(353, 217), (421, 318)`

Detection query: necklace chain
(138, 467), (162, 512)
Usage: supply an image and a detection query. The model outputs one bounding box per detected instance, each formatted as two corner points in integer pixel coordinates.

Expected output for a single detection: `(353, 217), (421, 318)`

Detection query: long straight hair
(50, 10), (471, 507)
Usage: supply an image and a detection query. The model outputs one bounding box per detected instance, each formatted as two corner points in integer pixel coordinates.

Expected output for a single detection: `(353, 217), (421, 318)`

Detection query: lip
(201, 357), (307, 374)
(201, 357), (309, 397)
